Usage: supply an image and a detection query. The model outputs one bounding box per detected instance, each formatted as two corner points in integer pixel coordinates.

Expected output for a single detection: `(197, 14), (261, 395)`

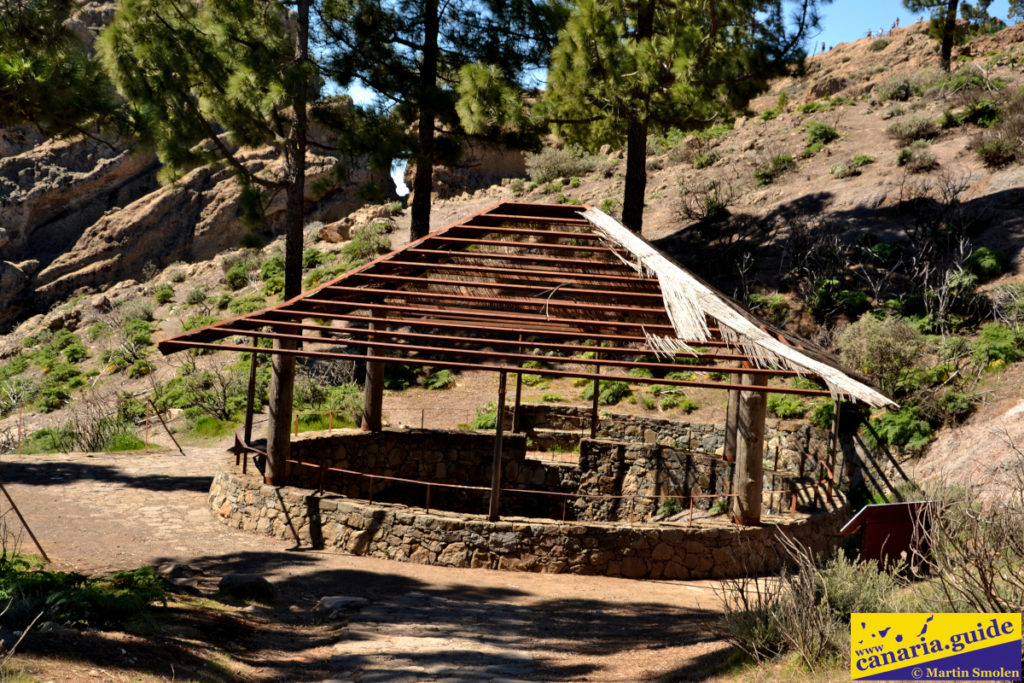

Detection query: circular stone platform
(210, 456), (848, 580)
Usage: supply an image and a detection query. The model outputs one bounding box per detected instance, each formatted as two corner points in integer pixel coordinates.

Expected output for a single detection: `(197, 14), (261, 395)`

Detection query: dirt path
(0, 442), (731, 682)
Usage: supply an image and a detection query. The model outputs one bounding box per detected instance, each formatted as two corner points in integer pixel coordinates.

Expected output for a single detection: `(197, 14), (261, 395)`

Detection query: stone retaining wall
(510, 405), (835, 477)
(210, 458), (848, 580)
(288, 428), (578, 519)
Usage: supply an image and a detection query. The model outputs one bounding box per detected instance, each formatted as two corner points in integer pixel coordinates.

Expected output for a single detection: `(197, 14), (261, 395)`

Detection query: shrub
(184, 288), (207, 306)
(869, 38), (890, 51)
(182, 314), (218, 331)
(598, 198), (619, 215)
(881, 104), (905, 120)
(936, 391), (978, 424)
(965, 246), (1005, 281)
(971, 323), (1023, 368)
(692, 150), (718, 169)
(509, 178), (526, 197)
(525, 146), (600, 184)
(804, 120), (838, 146)
(896, 141), (938, 172)
(753, 154), (795, 186)
(838, 314), (924, 396)
(876, 74), (924, 102)
(228, 294), (266, 316)
(766, 394), (807, 418)
(342, 222), (391, 265)
(387, 200), (403, 215)
(154, 283), (174, 305)
(260, 255), (285, 296)
(887, 116), (938, 145)
(658, 498), (682, 516)
(679, 178), (732, 222)
(214, 293), (232, 310)
(808, 400), (834, 429)
(797, 101), (825, 114)
(541, 393), (565, 403)
(976, 137), (1018, 167)
(225, 261), (251, 290)
(302, 248), (326, 269)
(866, 406), (933, 451)
(581, 380), (632, 405)
(748, 293), (788, 324)
(423, 369), (454, 390)
(468, 402), (497, 430)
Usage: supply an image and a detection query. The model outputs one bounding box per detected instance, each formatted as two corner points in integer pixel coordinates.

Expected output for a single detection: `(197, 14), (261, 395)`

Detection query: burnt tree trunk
(409, 0), (439, 240)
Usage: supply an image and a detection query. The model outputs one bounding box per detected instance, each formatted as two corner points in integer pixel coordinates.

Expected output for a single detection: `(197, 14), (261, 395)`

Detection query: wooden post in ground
(244, 336), (259, 445)
(488, 371), (508, 522)
(590, 357), (600, 439)
(361, 318), (384, 432)
(266, 338), (297, 485)
(731, 369), (767, 525)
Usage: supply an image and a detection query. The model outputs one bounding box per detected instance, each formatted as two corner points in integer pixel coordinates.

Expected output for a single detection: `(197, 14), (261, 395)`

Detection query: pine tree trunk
(409, 0), (439, 241)
(265, 0), (309, 485)
(621, 116), (648, 235)
(940, 0), (959, 71)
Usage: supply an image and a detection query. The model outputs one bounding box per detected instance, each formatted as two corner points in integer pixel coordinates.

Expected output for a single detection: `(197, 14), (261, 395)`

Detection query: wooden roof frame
(157, 201), (891, 403)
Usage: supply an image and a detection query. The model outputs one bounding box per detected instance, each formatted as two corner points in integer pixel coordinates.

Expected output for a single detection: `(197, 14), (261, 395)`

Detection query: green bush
(838, 314), (924, 396)
(797, 101), (825, 114)
(876, 74), (924, 102)
(304, 263), (350, 289)
(214, 293), (232, 310)
(766, 394), (807, 419)
(225, 261), (252, 290)
(692, 150), (719, 169)
(896, 141), (938, 172)
(753, 154), (795, 186)
(184, 288), (207, 305)
(804, 120), (839, 146)
(808, 400), (834, 429)
(971, 323), (1023, 369)
(976, 137), (1018, 167)
(541, 392), (565, 403)
(468, 402), (498, 430)
(748, 293), (789, 324)
(302, 247), (326, 269)
(525, 146), (600, 184)
(887, 116), (939, 145)
(154, 283), (174, 305)
(869, 38), (890, 51)
(965, 246), (1005, 281)
(228, 294), (266, 316)
(658, 498), (682, 516)
(183, 314), (219, 331)
(383, 363), (417, 390)
(936, 391), (979, 424)
(581, 380), (632, 405)
(866, 406), (933, 451)
(342, 222), (392, 265)
(423, 369), (454, 390)
(260, 255), (285, 296)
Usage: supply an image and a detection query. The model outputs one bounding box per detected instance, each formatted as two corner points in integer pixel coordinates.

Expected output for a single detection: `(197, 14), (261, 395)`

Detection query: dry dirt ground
(0, 438), (733, 682)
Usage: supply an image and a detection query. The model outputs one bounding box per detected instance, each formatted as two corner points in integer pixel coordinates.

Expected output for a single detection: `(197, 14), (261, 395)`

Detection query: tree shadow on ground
(19, 548), (723, 681)
(0, 460), (211, 493)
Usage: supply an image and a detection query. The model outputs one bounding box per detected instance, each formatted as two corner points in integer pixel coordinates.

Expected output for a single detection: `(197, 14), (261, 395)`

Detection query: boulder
(218, 573), (276, 602)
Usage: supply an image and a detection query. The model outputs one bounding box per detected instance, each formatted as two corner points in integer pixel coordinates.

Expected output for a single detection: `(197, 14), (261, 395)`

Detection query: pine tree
(101, 0), (317, 484)
(904, 0), (960, 70)
(541, 0), (822, 234)
(0, 0), (116, 134)
(320, 0), (562, 240)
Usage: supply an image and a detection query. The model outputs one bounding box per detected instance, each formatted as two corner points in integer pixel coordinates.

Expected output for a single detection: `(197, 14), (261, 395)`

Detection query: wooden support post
(244, 336), (259, 445)
(488, 371), (508, 522)
(831, 399), (841, 488)
(590, 358), (600, 439)
(361, 318), (384, 432)
(731, 369), (767, 526)
(723, 371), (740, 463)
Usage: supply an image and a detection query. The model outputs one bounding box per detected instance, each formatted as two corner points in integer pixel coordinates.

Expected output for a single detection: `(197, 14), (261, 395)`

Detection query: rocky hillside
(2, 19), (1024, 492)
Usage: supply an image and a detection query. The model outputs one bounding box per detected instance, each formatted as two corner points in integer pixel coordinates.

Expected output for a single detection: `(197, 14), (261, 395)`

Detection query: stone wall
(509, 405), (834, 479)
(210, 458), (848, 580)
(288, 428), (578, 519)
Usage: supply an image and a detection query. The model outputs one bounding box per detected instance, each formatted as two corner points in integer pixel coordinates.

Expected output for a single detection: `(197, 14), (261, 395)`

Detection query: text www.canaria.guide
(854, 618), (1017, 672)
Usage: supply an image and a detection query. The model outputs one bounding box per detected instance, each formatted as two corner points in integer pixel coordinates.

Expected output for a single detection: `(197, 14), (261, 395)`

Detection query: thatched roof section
(582, 209), (894, 407)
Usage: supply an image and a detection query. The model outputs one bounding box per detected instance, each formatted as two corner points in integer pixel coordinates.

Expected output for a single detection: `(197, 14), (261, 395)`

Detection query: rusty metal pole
(488, 371), (508, 522)
(0, 481), (48, 562)
(362, 318), (384, 432)
(244, 336), (259, 445)
(731, 368), (767, 526)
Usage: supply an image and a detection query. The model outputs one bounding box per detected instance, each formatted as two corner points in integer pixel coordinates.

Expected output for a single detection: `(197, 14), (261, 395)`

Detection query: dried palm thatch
(581, 208), (895, 408)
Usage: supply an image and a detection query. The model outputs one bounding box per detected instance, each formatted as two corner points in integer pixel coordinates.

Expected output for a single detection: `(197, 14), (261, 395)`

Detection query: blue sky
(813, 0), (1016, 50)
